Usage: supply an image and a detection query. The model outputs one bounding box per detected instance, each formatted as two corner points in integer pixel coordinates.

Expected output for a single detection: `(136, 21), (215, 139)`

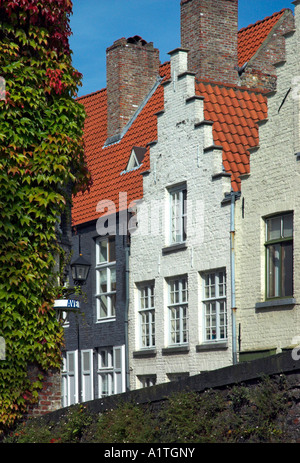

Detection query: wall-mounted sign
(54, 299), (80, 310)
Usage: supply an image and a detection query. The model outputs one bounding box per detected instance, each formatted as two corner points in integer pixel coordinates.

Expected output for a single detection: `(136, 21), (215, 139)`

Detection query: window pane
(283, 214), (293, 238)
(282, 242), (293, 297)
(110, 267), (116, 291)
(267, 244), (280, 298)
(100, 239), (108, 263)
(99, 269), (107, 293)
(267, 216), (281, 241)
(100, 295), (108, 317)
(110, 294), (116, 316)
(182, 278), (188, 302)
(109, 238), (116, 262)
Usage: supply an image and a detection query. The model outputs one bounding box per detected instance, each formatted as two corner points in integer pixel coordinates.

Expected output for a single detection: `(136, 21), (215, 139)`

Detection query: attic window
(121, 147), (146, 174)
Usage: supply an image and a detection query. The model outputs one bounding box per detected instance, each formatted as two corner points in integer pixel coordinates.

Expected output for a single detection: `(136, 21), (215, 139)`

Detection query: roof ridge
(76, 88), (106, 101)
(238, 8), (288, 34)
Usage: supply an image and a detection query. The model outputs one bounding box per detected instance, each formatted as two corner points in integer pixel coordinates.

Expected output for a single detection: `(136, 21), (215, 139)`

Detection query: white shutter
(66, 351), (78, 406)
(81, 350), (94, 402)
(113, 345), (125, 394)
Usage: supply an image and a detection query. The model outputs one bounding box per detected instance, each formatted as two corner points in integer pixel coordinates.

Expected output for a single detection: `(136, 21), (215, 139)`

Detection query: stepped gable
(73, 8), (289, 224)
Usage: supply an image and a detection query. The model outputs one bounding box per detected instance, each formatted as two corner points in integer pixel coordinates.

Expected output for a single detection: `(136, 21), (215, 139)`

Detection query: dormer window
(122, 147), (146, 174)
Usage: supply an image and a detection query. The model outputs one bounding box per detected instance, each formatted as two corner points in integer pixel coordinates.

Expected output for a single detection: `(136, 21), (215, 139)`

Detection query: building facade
(235, 0), (300, 361)
(62, 0), (296, 406)
(128, 48), (234, 388)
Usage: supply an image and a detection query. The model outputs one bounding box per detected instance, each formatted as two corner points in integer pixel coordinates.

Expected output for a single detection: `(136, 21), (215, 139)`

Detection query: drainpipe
(124, 245), (130, 391)
(230, 191), (238, 365)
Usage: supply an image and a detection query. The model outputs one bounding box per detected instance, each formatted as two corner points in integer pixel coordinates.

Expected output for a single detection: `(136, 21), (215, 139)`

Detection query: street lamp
(70, 254), (90, 286)
(54, 234), (90, 323)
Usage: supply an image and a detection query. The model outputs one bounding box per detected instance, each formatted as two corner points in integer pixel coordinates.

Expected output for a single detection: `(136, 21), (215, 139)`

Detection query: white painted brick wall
(128, 49), (233, 389)
(235, 3), (300, 356)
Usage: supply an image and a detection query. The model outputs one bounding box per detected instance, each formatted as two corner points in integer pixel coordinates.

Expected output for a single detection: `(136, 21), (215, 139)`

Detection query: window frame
(202, 269), (227, 343)
(138, 283), (155, 349)
(168, 184), (187, 245)
(97, 346), (125, 398)
(95, 237), (116, 321)
(168, 276), (188, 346)
(265, 213), (293, 300)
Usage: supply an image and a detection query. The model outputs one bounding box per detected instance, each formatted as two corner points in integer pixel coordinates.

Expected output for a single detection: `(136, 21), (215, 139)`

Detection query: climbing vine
(0, 0), (90, 433)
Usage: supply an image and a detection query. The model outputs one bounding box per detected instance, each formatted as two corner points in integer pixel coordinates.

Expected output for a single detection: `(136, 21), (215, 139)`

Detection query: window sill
(162, 345), (189, 355)
(96, 317), (116, 323)
(162, 242), (187, 255)
(133, 349), (157, 358)
(255, 298), (296, 309)
(196, 342), (228, 352)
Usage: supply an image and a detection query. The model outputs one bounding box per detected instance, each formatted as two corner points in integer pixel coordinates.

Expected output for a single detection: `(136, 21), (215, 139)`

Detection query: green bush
(2, 376), (291, 444)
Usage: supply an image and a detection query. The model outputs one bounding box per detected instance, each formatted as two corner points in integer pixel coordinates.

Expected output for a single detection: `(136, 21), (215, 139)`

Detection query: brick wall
(26, 365), (61, 418)
(106, 36), (160, 142)
(180, 0), (239, 85)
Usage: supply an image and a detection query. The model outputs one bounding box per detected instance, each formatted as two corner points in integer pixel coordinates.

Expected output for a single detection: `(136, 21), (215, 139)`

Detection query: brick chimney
(106, 36), (160, 143)
(180, 0), (239, 85)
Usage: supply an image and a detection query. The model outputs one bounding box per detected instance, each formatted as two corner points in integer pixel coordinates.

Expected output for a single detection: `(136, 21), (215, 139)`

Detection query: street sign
(53, 299), (80, 310)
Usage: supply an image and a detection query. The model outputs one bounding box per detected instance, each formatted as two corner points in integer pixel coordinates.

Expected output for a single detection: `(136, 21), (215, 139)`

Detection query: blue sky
(69, 0), (295, 97)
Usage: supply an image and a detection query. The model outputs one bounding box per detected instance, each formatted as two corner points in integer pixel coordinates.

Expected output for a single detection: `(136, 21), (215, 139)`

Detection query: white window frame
(81, 349), (94, 403)
(202, 270), (227, 342)
(169, 184), (187, 245)
(61, 350), (79, 407)
(97, 346), (125, 398)
(95, 237), (116, 321)
(168, 276), (188, 345)
(139, 283), (155, 349)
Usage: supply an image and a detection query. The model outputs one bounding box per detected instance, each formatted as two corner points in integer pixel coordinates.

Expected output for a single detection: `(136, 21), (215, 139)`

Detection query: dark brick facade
(61, 218), (129, 403)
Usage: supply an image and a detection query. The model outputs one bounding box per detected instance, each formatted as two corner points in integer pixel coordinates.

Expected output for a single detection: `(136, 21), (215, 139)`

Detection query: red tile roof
(196, 83), (267, 190)
(238, 9), (287, 66)
(72, 12), (281, 226)
(72, 62), (170, 225)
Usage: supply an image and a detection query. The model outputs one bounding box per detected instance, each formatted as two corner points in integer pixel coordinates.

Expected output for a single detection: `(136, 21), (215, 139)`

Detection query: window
(97, 346), (125, 398)
(96, 237), (116, 320)
(139, 283), (155, 348)
(138, 375), (156, 388)
(265, 213), (293, 299)
(168, 276), (188, 345)
(169, 185), (187, 244)
(124, 146), (146, 172)
(61, 350), (78, 407)
(81, 350), (93, 403)
(203, 270), (227, 342)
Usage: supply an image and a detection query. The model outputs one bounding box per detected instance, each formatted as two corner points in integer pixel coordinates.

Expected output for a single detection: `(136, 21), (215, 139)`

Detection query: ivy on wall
(0, 0), (90, 433)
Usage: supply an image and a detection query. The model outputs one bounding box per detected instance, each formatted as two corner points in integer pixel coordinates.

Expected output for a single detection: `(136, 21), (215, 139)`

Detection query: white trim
(61, 350), (79, 407)
(81, 349), (94, 402)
